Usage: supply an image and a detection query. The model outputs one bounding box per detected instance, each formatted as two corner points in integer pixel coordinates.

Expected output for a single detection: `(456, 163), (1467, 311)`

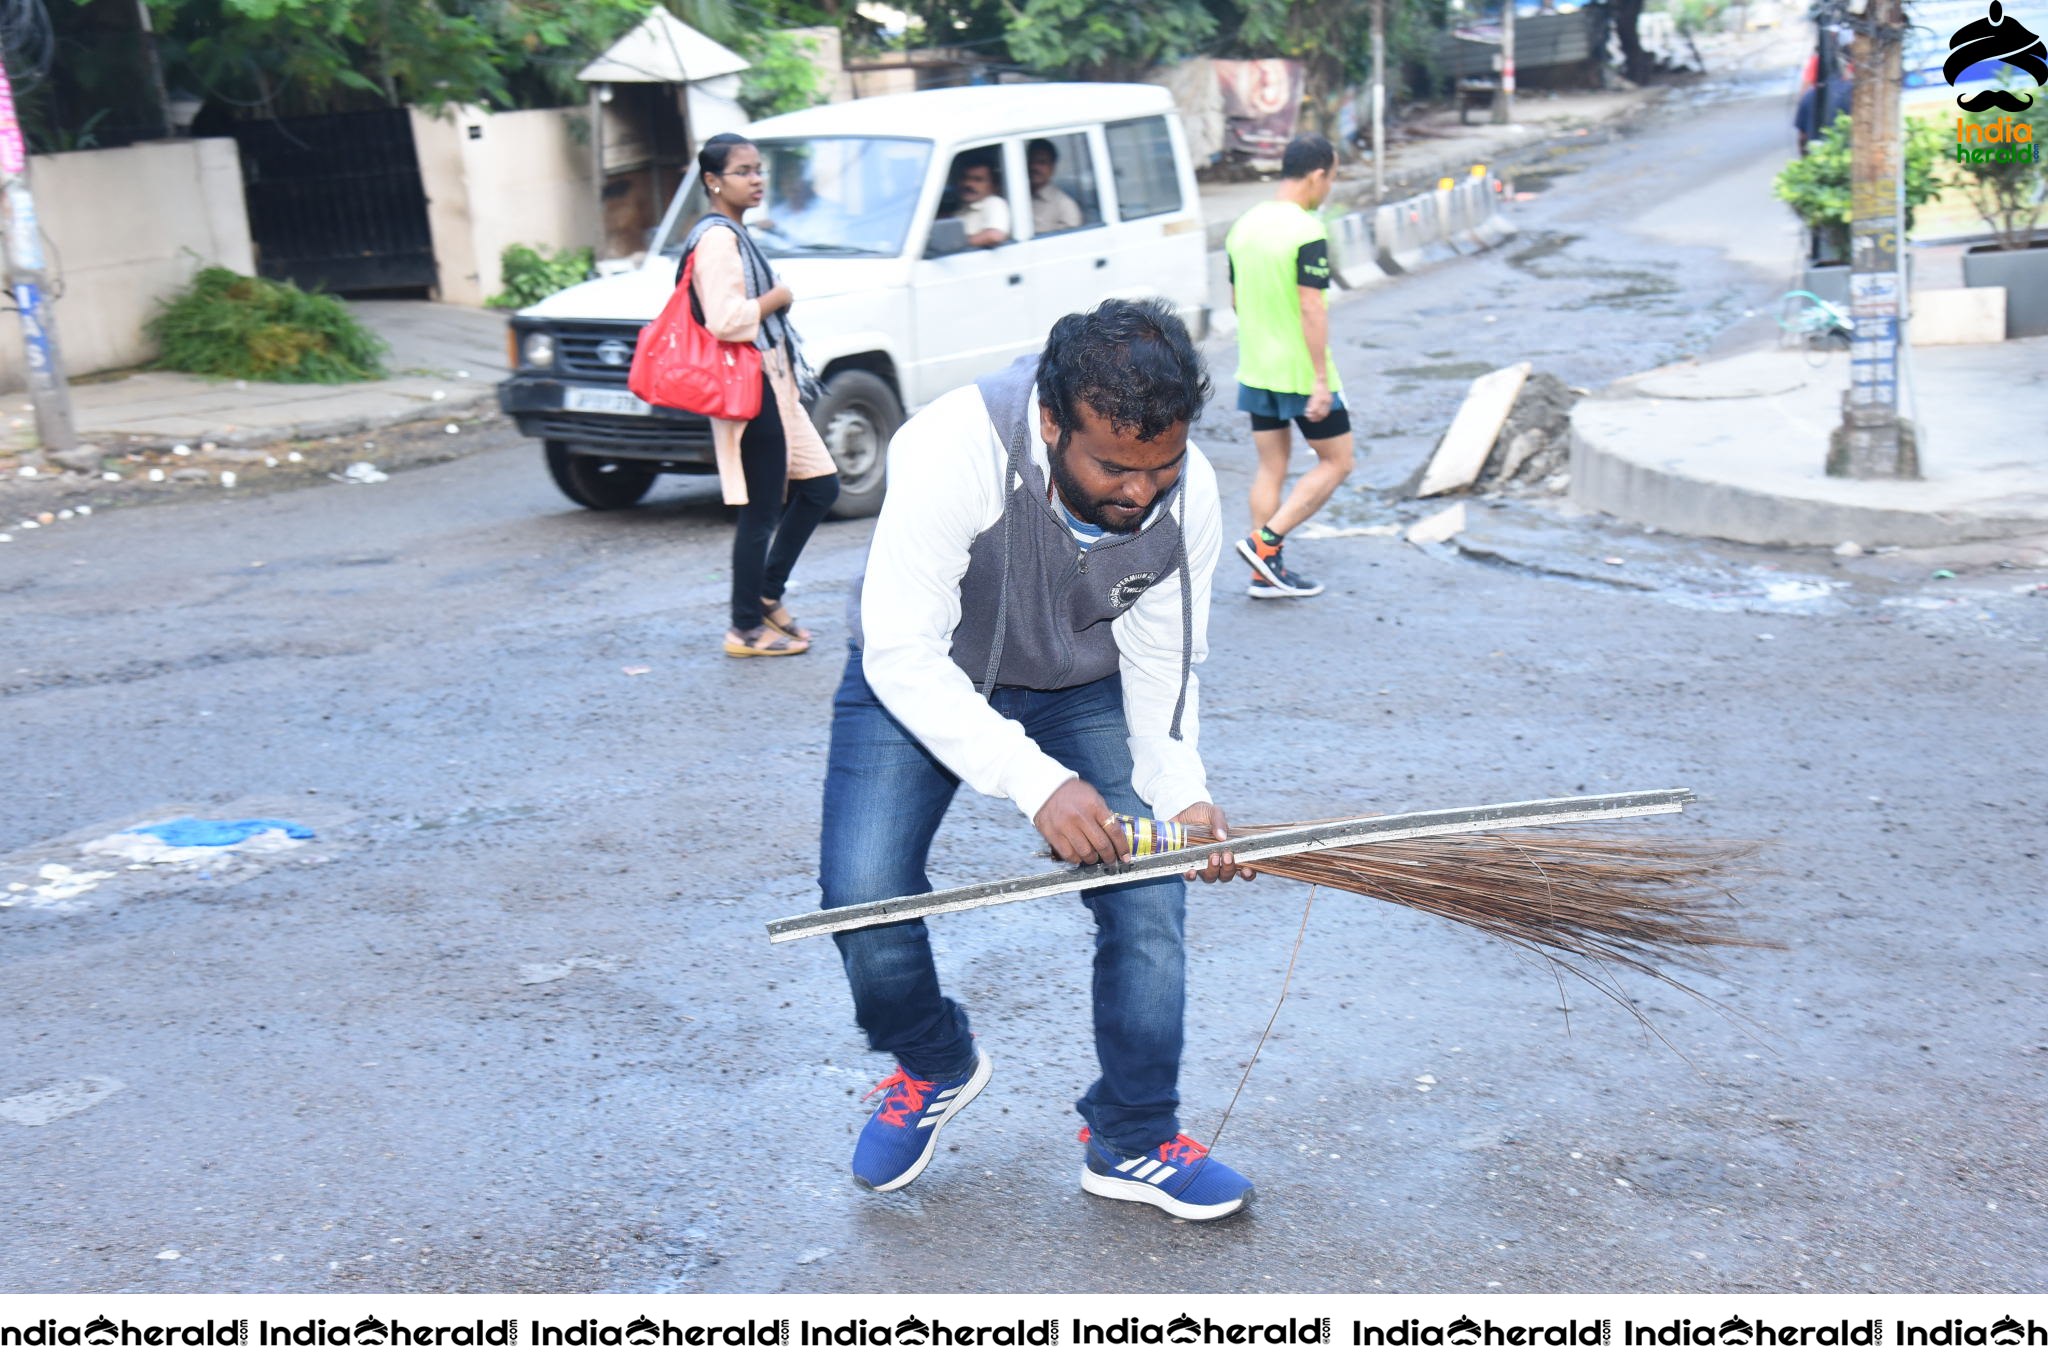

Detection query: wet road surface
(2, 72), (2043, 1294)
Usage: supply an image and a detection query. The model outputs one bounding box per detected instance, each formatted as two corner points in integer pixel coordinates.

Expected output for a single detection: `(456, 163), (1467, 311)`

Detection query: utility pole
(0, 54), (80, 458)
(1370, 0), (1386, 202)
(1494, 0), (1517, 125)
(1829, 0), (1918, 478)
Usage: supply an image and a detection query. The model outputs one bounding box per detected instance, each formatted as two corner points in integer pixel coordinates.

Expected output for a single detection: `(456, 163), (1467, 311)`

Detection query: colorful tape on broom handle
(1041, 814), (1217, 861)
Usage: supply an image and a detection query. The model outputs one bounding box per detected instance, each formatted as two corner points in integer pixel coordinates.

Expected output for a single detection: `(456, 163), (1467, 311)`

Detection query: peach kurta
(689, 224), (836, 506)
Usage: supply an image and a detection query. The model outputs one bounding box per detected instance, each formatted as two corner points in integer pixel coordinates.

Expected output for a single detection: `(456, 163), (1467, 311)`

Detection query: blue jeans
(819, 647), (1187, 1156)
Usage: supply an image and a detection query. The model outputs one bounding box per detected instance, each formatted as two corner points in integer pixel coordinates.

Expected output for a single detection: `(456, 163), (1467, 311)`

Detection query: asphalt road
(2, 71), (2043, 1295)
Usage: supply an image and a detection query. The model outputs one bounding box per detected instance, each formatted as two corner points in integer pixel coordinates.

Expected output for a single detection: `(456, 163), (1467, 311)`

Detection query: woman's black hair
(698, 132), (756, 190)
(1037, 298), (1210, 445)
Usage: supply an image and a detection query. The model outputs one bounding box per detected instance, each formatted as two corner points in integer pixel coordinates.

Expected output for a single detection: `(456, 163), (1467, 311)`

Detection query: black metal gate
(233, 109), (437, 295)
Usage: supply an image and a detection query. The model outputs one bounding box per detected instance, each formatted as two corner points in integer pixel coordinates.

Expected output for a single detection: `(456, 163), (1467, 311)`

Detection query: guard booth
(577, 8), (751, 267)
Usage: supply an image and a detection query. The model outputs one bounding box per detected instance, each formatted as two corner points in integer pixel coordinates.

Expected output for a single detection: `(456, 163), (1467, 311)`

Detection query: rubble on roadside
(1403, 366), (1581, 501)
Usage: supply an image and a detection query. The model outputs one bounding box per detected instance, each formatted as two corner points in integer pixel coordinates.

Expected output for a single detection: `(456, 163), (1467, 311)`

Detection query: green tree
(1954, 95), (2048, 251)
(1001, 0), (1218, 81)
(98, 2), (834, 117)
(1233, 0), (1361, 135)
(737, 29), (830, 119)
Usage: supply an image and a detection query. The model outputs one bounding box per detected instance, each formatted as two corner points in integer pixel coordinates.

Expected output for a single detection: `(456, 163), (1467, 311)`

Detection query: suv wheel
(546, 443), (658, 510)
(812, 370), (901, 519)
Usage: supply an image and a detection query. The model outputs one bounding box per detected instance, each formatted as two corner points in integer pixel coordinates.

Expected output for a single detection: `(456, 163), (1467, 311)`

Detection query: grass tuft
(147, 268), (388, 384)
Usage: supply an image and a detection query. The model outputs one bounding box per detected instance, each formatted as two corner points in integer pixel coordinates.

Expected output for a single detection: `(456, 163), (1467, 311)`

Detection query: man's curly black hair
(1037, 297), (1210, 445)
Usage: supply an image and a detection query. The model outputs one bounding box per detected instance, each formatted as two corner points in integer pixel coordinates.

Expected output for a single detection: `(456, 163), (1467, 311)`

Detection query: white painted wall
(412, 106), (601, 307)
(0, 139), (254, 387)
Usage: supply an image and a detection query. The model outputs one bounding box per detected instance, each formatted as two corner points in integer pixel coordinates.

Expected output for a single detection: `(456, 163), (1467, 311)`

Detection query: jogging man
(1223, 132), (1356, 600)
(818, 298), (1256, 1221)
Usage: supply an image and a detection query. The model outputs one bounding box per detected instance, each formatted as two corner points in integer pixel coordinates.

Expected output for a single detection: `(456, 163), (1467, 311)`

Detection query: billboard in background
(1214, 59), (1304, 160)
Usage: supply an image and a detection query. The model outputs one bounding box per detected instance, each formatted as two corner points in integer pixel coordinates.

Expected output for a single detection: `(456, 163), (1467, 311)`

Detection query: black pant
(731, 373), (839, 631)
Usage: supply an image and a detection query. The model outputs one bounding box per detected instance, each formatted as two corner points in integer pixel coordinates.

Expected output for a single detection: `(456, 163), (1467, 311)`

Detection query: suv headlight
(521, 331), (556, 369)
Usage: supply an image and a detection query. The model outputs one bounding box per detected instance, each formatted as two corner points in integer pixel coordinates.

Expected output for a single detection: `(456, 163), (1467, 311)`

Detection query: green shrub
(487, 244), (594, 310)
(1954, 93), (2048, 251)
(147, 268), (388, 384)
(1773, 112), (1947, 235)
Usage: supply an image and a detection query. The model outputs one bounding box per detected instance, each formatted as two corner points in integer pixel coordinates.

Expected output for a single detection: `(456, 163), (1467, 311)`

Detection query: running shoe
(1078, 1126), (1254, 1221)
(1236, 535), (1323, 598)
(850, 1050), (992, 1192)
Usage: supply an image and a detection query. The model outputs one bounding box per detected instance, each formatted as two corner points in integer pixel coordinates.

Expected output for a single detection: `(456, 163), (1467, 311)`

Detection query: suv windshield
(659, 136), (933, 259)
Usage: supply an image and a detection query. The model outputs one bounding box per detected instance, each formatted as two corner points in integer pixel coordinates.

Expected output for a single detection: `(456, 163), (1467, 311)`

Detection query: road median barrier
(1373, 201), (1425, 275)
(1364, 174), (1517, 278)
(1330, 212), (1388, 290)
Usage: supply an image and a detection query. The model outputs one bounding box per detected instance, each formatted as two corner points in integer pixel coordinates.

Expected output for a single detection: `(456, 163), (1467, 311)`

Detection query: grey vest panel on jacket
(946, 356), (1185, 695)
(851, 355), (1194, 734)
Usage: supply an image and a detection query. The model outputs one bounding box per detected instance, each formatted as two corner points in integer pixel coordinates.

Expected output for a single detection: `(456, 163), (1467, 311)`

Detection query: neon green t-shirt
(1225, 200), (1341, 397)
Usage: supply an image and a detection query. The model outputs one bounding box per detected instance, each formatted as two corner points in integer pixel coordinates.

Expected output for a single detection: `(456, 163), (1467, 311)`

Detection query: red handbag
(627, 251), (763, 421)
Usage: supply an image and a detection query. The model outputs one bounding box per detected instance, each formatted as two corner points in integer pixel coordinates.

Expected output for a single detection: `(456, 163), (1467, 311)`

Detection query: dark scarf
(678, 214), (797, 357)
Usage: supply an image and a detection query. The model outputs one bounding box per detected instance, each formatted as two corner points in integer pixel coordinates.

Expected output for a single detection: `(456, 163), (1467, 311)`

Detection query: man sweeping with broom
(818, 298), (1257, 1221)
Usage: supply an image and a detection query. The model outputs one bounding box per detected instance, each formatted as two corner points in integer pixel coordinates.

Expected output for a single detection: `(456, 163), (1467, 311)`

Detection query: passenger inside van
(1027, 138), (1084, 235)
(942, 153), (1011, 248)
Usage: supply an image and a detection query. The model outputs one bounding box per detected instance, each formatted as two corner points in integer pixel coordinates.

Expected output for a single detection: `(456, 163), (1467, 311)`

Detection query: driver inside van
(946, 156), (1011, 248)
(759, 158), (834, 245)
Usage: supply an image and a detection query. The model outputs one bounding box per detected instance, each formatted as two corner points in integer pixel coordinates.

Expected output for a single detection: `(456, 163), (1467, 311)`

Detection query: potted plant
(1954, 94), (2048, 336)
(1772, 112), (1945, 303)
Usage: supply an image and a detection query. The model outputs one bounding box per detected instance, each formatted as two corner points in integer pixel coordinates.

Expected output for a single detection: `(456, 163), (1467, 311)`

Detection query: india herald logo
(1947, 2), (2048, 111)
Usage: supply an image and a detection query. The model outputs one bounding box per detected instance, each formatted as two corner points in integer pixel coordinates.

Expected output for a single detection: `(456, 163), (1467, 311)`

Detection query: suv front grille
(552, 323), (644, 380)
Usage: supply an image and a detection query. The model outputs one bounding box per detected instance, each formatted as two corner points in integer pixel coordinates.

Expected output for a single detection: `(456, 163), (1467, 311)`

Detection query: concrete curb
(68, 387), (498, 455)
(1569, 392), (2048, 549)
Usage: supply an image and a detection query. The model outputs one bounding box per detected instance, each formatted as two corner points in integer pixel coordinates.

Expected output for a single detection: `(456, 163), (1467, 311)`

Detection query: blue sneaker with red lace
(850, 1050), (992, 1192)
(1078, 1127), (1254, 1221)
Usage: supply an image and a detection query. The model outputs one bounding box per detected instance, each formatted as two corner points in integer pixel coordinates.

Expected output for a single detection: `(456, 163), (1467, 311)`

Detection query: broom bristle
(1206, 824), (1774, 987)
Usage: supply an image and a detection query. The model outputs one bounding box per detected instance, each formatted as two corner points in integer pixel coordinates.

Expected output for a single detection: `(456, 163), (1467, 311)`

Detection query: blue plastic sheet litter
(126, 818), (316, 847)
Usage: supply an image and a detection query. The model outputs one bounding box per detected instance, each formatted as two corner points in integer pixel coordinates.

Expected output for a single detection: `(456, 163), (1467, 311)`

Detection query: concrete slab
(1417, 362), (1530, 496)
(1570, 339), (2048, 547)
(1912, 287), (2006, 346)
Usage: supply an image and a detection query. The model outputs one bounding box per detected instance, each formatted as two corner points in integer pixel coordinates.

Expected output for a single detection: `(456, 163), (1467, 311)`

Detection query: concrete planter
(1963, 243), (2048, 337)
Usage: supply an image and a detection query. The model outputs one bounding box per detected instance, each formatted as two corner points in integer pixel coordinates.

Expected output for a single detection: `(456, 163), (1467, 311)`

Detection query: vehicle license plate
(565, 387), (652, 417)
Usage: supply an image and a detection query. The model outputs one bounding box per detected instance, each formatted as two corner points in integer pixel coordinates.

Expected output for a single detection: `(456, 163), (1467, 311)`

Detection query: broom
(1115, 814), (1773, 998)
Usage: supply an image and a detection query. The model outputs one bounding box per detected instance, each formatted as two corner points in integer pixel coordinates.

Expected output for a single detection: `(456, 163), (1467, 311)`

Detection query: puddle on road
(1507, 232), (1583, 269)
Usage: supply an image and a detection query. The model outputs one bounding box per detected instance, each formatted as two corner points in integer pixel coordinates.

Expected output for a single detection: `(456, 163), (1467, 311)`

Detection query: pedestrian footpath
(0, 300), (506, 457)
(1570, 339), (2048, 548)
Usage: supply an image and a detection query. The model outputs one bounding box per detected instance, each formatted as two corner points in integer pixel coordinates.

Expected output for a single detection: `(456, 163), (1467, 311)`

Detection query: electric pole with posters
(0, 48), (79, 458)
(1830, 0), (1919, 479)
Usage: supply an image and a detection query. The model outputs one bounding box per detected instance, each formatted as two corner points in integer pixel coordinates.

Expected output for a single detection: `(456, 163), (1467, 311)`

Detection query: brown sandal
(724, 622), (809, 658)
(760, 598), (812, 642)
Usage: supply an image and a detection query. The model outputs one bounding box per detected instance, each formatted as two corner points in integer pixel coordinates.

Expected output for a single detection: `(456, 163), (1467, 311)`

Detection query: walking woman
(679, 133), (841, 657)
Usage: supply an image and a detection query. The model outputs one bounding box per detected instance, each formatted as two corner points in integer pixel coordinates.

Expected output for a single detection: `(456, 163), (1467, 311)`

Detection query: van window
(937, 145), (1015, 249)
(1105, 116), (1182, 221)
(660, 137), (932, 259)
(1025, 134), (1102, 236)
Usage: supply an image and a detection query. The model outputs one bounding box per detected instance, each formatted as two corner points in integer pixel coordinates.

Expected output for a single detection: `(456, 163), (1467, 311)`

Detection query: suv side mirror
(925, 218), (970, 258)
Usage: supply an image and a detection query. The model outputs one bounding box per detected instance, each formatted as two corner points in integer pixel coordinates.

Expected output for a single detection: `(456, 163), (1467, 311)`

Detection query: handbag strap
(676, 251), (706, 327)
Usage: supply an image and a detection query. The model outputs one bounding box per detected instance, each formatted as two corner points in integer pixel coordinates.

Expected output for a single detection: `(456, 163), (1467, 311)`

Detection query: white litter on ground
(23, 864), (119, 904)
(0, 1075), (126, 1127)
(81, 827), (304, 866)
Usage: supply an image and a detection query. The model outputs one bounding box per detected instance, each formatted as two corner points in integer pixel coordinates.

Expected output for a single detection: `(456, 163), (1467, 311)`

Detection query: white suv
(497, 82), (1209, 516)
